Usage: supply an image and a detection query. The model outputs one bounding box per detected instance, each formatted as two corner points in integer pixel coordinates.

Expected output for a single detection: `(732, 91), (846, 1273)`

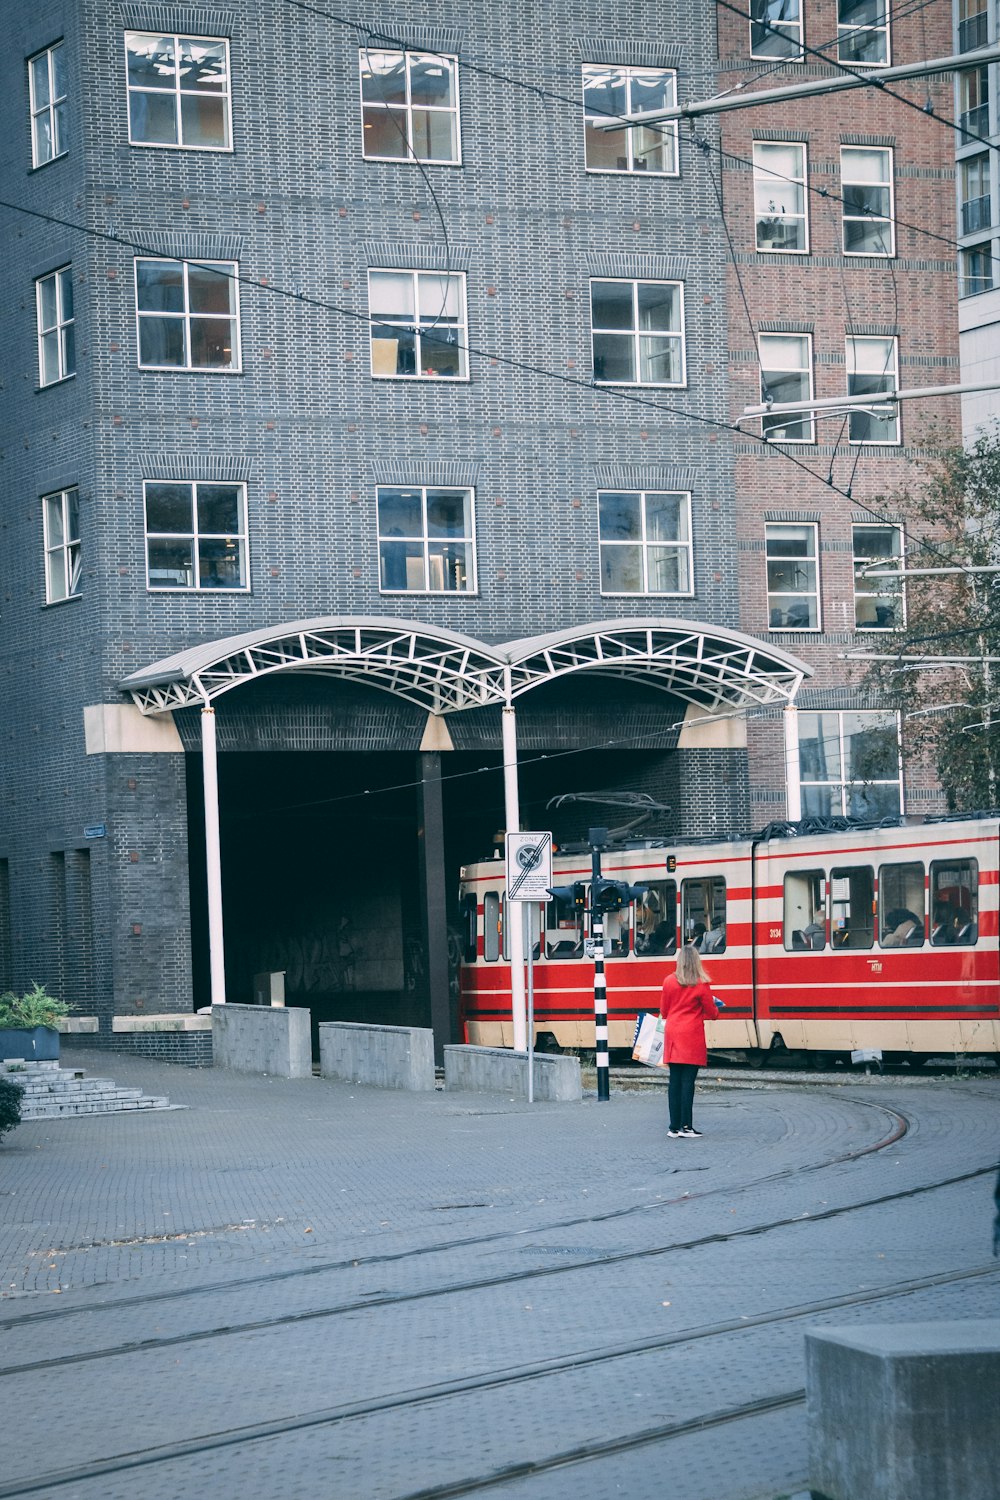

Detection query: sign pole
(524, 903), (535, 1104)
(590, 830), (610, 1102)
(505, 832), (553, 1104)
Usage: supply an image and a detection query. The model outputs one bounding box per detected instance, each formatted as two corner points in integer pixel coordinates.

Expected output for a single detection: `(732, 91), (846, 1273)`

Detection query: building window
(759, 333), (814, 442)
(360, 49), (460, 164)
(43, 487), (80, 602)
(959, 0), (989, 55)
(799, 710), (902, 819)
(959, 66), (990, 142)
(598, 490), (692, 594)
(590, 279), (685, 386)
(841, 147), (894, 256)
(135, 258), (240, 371)
(35, 266), (75, 386)
(582, 65), (678, 175)
(28, 42), (67, 167)
(853, 525), (903, 630)
(753, 142), (808, 252)
(961, 154), (992, 236)
(838, 0), (889, 66)
(125, 32), (232, 149)
(766, 523), (819, 630)
(377, 486), (475, 593)
(144, 481), (248, 590)
(847, 335), (899, 444)
(961, 242), (994, 296)
(750, 0), (802, 60)
(368, 270), (467, 379)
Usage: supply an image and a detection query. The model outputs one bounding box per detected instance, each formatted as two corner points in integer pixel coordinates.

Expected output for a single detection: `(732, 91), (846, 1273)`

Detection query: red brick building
(715, 1), (960, 824)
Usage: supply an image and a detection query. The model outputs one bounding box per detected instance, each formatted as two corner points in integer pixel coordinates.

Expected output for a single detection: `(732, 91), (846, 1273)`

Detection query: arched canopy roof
(120, 616), (811, 717)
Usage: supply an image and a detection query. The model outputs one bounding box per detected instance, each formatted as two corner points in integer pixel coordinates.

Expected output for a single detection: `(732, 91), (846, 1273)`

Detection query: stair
(0, 1060), (171, 1118)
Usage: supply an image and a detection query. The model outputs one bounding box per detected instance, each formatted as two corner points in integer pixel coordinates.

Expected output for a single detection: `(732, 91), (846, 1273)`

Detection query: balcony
(962, 194), (992, 235)
(960, 103), (990, 140)
(959, 13), (989, 53)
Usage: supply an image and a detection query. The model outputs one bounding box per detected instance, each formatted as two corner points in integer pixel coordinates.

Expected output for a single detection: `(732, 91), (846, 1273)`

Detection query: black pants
(668, 1062), (699, 1130)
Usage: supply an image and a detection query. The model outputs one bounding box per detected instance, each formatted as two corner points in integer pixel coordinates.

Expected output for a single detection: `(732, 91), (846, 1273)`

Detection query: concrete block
(807, 1321), (1000, 1500)
(211, 1003), (312, 1079)
(319, 1023), (435, 1091)
(443, 1045), (582, 1102)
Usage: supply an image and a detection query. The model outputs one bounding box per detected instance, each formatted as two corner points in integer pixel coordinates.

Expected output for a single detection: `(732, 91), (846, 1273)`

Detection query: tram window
(483, 891), (501, 962)
(506, 900), (543, 960)
(546, 886), (586, 959)
(682, 876), (726, 952)
(635, 881), (677, 955)
(830, 865), (874, 949)
(930, 860), (978, 946)
(784, 870), (825, 950)
(879, 862), (924, 947)
(604, 903), (629, 958)
(461, 892), (477, 964)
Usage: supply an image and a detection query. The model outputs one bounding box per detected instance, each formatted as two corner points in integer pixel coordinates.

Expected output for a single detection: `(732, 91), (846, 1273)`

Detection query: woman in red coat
(659, 943), (720, 1138)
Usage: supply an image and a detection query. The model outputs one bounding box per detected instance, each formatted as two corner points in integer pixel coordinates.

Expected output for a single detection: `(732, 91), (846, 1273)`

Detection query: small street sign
(505, 831), (554, 902)
(83, 824), (107, 839)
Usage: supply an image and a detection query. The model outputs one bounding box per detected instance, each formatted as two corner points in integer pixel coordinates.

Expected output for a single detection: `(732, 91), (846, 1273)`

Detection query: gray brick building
(1, 1), (958, 1054)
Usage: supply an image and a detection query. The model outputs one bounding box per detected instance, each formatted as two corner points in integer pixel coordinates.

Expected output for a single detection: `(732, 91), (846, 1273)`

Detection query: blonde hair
(675, 944), (708, 987)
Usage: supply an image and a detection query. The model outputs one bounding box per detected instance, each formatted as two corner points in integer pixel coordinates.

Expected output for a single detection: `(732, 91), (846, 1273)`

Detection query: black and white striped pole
(590, 828), (611, 1103)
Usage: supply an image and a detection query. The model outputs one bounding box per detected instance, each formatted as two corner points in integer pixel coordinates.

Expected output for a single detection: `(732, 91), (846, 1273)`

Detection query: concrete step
(2, 1060), (171, 1117)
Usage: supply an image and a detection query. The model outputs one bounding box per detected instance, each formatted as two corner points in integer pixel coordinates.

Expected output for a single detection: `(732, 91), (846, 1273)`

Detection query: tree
(859, 424), (1000, 811)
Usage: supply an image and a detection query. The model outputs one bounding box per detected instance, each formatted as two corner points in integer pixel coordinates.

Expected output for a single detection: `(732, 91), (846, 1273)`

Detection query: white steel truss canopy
(120, 616), (811, 718)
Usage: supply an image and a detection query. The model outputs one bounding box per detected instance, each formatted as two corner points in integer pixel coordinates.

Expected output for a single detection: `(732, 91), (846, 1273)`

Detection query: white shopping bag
(632, 1012), (666, 1068)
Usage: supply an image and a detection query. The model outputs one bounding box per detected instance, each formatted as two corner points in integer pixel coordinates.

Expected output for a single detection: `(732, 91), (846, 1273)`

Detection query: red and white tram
(457, 814), (1000, 1065)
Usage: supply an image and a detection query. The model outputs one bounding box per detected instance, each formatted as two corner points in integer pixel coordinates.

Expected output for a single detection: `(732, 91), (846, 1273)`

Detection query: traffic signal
(593, 879), (649, 912)
(547, 881), (587, 909)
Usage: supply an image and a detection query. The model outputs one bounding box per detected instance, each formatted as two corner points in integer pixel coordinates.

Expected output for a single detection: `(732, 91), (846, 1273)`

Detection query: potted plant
(0, 983), (73, 1062)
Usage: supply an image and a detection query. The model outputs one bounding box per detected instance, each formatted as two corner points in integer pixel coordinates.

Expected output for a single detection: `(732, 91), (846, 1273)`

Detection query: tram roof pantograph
(120, 617), (811, 718)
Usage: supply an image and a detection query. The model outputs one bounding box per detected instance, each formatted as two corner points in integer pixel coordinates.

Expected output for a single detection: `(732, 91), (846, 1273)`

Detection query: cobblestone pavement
(0, 1047), (997, 1499)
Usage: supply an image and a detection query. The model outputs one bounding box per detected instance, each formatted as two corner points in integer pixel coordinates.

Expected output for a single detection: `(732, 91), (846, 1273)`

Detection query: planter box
(0, 1026), (60, 1062)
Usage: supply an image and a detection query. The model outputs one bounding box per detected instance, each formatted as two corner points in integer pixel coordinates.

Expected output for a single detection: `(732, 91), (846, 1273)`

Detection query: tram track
(0, 1156), (993, 1382)
(0, 1091), (909, 1335)
(0, 1258), (996, 1499)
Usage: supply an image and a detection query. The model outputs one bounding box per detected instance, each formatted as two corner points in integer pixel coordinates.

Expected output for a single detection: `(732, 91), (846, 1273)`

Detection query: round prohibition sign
(516, 843), (544, 871)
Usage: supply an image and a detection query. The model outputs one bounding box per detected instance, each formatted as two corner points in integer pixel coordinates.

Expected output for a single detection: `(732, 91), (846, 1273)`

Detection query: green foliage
(0, 1076), (23, 1141)
(861, 425), (1000, 811)
(0, 983), (72, 1031)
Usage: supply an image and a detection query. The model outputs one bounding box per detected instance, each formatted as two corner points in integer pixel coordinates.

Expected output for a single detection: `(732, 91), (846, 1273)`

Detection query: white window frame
(838, 0), (890, 68)
(853, 523), (905, 631)
(590, 278), (686, 388)
(581, 65), (679, 176)
(846, 335), (899, 445)
(35, 265), (75, 387)
(796, 709), (903, 820)
(841, 146), (895, 258)
(42, 487), (81, 603)
(28, 42), (67, 168)
(753, 142), (809, 254)
(961, 242), (994, 297)
(143, 480), (249, 592)
(124, 31), (233, 151)
(766, 522), (821, 631)
(367, 269), (469, 380)
(750, 1), (803, 62)
(758, 332), (814, 443)
(359, 49), (461, 165)
(597, 490), (693, 596)
(135, 257), (242, 372)
(376, 485), (477, 595)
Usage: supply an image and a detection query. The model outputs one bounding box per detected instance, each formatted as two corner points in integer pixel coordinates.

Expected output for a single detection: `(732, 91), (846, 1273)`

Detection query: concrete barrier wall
(212, 1004), (312, 1078)
(807, 1321), (1000, 1500)
(319, 1022), (435, 1091)
(444, 1045), (582, 1102)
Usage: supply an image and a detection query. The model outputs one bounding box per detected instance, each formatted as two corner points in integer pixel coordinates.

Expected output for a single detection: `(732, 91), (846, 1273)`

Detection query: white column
(501, 687), (527, 1051)
(784, 704), (802, 821)
(202, 704), (227, 1005)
